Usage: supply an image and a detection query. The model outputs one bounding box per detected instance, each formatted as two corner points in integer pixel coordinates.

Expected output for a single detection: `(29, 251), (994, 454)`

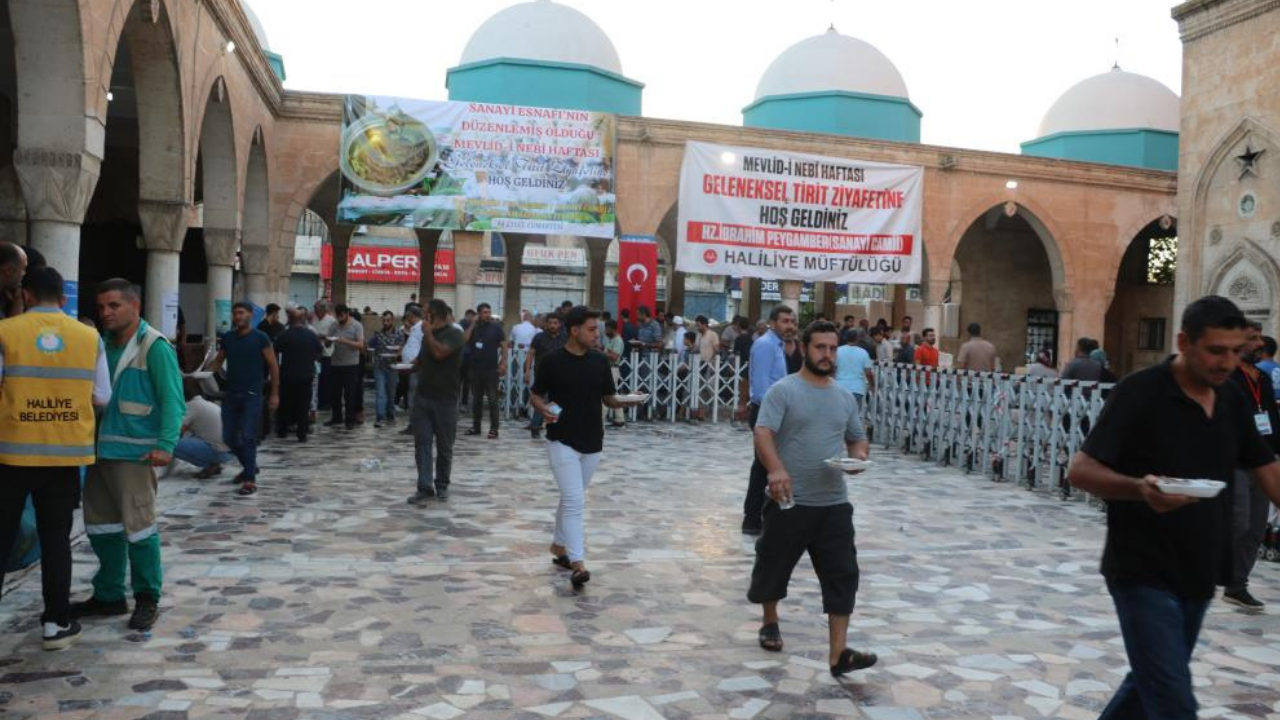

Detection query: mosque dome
(753, 28), (910, 102)
(1037, 67), (1179, 137)
(459, 0), (624, 75)
(238, 1), (271, 51)
(743, 27), (919, 143)
(1022, 67), (1179, 171)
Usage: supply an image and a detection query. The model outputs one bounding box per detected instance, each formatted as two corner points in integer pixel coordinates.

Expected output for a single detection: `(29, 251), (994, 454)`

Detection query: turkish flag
(617, 235), (658, 319)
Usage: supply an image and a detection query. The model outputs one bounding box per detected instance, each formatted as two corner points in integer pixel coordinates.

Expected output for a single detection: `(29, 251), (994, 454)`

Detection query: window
(1025, 309), (1059, 365)
(1138, 318), (1166, 351)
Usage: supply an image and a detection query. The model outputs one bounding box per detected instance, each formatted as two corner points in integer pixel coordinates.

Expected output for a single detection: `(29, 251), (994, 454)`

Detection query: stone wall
(1174, 0), (1280, 324)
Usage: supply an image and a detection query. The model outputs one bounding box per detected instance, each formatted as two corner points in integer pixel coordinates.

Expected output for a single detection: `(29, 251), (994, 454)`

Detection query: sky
(247, 0), (1184, 154)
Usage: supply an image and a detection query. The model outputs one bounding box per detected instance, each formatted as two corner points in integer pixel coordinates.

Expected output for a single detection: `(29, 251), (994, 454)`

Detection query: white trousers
(548, 440), (602, 563)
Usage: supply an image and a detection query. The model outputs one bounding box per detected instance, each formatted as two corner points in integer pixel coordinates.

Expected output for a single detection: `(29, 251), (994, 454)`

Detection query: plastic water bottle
(547, 403), (562, 422)
(766, 486), (795, 511)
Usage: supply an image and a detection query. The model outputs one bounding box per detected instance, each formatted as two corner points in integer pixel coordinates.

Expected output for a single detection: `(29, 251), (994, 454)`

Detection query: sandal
(830, 648), (877, 676)
(487, 429), (499, 439)
(229, 473), (246, 485)
(570, 569), (591, 588)
(758, 623), (783, 652)
(551, 555), (572, 570)
(236, 482), (258, 496)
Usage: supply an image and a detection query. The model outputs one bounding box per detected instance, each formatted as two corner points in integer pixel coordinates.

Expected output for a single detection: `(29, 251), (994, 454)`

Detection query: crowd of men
(3, 236), (1279, 712)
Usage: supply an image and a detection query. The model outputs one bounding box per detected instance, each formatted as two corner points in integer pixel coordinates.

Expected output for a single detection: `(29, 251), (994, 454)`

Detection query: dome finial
(828, 23), (837, 33)
(1112, 37), (1121, 71)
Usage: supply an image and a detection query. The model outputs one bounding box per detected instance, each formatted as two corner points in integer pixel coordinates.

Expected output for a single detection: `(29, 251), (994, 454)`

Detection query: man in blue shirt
(206, 302), (279, 496)
(742, 305), (797, 535)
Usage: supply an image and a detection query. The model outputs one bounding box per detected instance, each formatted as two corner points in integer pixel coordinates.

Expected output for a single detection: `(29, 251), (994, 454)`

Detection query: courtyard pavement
(2, 414), (1279, 720)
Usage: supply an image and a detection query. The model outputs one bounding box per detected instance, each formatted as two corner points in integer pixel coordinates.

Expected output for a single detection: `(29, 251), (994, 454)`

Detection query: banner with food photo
(676, 141), (923, 284)
(338, 95), (617, 239)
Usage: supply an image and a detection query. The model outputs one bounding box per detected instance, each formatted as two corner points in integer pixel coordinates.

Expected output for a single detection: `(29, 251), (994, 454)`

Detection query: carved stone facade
(1174, 0), (1280, 332)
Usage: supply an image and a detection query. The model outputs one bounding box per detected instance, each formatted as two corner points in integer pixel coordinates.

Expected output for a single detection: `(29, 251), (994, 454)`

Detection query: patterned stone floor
(2, 412), (1279, 719)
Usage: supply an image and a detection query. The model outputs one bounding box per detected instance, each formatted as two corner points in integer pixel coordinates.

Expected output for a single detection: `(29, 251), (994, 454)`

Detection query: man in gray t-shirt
(323, 304), (365, 429)
(747, 320), (877, 678)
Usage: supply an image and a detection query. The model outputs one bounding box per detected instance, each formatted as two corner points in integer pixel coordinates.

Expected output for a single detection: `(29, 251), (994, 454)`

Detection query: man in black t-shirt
(407, 299), (464, 505)
(525, 313), (565, 439)
(273, 306), (322, 442)
(1068, 295), (1280, 720)
(464, 303), (506, 438)
(529, 306), (642, 589)
(1224, 320), (1280, 610)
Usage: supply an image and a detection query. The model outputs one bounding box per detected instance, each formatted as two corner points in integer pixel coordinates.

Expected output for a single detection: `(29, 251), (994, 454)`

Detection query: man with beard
(748, 320), (876, 677)
(1068, 296), (1280, 718)
(1223, 320), (1280, 611)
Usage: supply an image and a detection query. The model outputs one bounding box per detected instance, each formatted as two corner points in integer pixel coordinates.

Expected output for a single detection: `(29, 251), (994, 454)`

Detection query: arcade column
(328, 225), (354, 306)
(137, 199), (189, 339)
(815, 282), (839, 320)
(203, 227), (240, 340)
(586, 236), (609, 310)
(240, 245), (272, 307)
(12, 148), (101, 311)
(415, 228), (441, 304)
(741, 277), (762, 322)
(922, 279), (950, 338)
(501, 233), (527, 327)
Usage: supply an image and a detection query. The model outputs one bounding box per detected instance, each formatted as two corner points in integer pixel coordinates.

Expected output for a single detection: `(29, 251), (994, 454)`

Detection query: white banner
(676, 141), (923, 283)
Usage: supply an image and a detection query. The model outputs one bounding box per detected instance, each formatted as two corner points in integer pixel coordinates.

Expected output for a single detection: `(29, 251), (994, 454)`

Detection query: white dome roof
(1037, 68), (1180, 137)
(460, 0), (623, 75)
(754, 28), (909, 101)
(238, 2), (271, 51)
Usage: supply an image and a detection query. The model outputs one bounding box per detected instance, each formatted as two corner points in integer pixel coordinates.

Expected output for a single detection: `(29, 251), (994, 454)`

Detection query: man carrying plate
(747, 319), (876, 678)
(1069, 295), (1280, 720)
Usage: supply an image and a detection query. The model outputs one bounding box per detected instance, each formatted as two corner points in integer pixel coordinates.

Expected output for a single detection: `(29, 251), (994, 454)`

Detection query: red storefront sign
(320, 245), (455, 284)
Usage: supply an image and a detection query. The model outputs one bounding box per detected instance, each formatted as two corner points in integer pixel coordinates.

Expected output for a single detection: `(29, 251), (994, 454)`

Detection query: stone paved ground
(2, 415), (1279, 720)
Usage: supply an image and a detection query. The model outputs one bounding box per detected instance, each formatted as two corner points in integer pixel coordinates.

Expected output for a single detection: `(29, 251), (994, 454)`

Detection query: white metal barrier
(498, 348), (746, 423)
(868, 363), (1113, 502)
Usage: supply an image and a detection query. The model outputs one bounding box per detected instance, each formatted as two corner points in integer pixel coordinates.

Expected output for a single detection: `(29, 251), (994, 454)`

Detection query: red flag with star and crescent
(617, 235), (658, 319)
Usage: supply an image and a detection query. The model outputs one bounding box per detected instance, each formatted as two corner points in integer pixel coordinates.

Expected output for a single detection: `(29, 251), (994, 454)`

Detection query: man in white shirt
(173, 390), (234, 479)
(399, 304), (425, 435)
(511, 310), (537, 349)
(311, 300), (337, 412)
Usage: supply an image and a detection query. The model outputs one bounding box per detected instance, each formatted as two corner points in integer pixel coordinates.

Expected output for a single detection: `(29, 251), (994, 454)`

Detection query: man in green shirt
(603, 320), (626, 428)
(70, 278), (184, 633)
(407, 299), (464, 505)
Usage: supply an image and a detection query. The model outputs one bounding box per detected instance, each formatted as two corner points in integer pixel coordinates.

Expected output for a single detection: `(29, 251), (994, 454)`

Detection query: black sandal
(236, 482), (258, 497)
(551, 555), (572, 570)
(570, 569), (591, 588)
(758, 623), (783, 652)
(830, 648), (877, 676)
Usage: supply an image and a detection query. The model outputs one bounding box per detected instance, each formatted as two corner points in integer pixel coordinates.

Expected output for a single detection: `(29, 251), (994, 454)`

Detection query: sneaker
(406, 491), (435, 505)
(374, 421), (383, 429)
(42, 621), (81, 651)
(68, 596), (129, 618)
(1224, 588), (1265, 610)
(741, 519), (762, 536)
(129, 596), (160, 631)
(531, 428), (542, 439)
(399, 426), (414, 436)
(435, 487), (449, 501)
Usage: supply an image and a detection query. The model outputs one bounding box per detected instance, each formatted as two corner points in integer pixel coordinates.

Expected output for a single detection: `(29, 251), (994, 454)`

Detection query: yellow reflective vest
(0, 308), (100, 466)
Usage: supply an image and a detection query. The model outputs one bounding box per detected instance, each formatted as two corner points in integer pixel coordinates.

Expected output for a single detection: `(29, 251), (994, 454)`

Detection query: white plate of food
(616, 393), (650, 403)
(824, 457), (874, 472)
(391, 363), (415, 371)
(1155, 478), (1226, 498)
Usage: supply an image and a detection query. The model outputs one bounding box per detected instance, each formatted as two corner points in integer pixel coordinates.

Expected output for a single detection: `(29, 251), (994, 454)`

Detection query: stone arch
(118, 0), (186, 204)
(947, 200), (1067, 366)
(241, 127), (272, 304)
(197, 77), (239, 233)
(1205, 237), (1280, 332)
(1191, 117), (1280, 216)
(946, 194), (1071, 292)
(1105, 216), (1178, 375)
